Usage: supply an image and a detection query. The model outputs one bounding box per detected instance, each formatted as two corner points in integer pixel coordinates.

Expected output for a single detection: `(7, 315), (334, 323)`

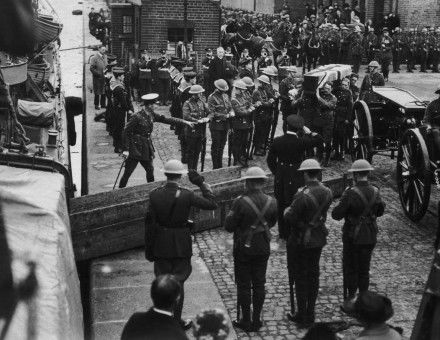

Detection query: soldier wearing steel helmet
(225, 167), (277, 332)
(284, 159), (333, 327)
(332, 159), (385, 314)
(119, 94), (193, 188)
(146, 160), (218, 330)
(360, 61), (385, 101)
(208, 79), (234, 169)
(231, 80), (255, 166)
(182, 85), (210, 170)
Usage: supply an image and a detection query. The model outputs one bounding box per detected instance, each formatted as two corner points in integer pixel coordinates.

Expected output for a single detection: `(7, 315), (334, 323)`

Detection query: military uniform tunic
(332, 181), (385, 298)
(252, 86), (275, 155)
(231, 92), (253, 165)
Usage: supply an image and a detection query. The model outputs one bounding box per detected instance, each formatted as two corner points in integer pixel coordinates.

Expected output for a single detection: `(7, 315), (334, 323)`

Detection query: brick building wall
(140, 0), (221, 64)
(397, 0), (440, 28)
(109, 4), (135, 64)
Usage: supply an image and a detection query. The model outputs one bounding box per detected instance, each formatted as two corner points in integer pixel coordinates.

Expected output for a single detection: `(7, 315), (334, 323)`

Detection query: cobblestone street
(194, 173), (437, 339)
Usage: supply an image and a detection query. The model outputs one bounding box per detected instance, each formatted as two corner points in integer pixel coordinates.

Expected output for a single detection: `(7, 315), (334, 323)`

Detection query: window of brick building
(122, 15), (133, 34)
(167, 27), (194, 53)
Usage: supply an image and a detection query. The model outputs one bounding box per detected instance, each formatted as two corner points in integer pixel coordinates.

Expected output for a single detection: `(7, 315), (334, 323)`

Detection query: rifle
(200, 136), (207, 172)
(113, 155), (127, 189)
(246, 124), (254, 161)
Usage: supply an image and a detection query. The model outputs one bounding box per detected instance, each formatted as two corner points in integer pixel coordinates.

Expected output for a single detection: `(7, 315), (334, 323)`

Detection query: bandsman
(208, 79), (233, 169)
(182, 85), (210, 170)
(332, 160), (385, 312)
(230, 80), (254, 167)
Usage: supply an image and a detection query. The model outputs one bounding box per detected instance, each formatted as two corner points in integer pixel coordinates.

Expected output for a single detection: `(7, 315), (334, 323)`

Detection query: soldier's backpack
(350, 186), (379, 245)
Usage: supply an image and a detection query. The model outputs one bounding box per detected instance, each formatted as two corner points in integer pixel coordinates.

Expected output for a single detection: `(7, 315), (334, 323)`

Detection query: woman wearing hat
(118, 93), (193, 187)
(351, 291), (402, 340)
(182, 85), (210, 170)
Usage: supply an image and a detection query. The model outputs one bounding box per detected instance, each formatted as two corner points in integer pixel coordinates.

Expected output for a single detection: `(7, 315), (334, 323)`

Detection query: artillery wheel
(396, 128), (431, 222)
(350, 100), (373, 163)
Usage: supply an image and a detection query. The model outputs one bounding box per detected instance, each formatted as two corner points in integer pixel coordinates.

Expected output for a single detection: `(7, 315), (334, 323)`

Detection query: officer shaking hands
(145, 160), (218, 330)
(332, 159), (385, 314)
(284, 159), (333, 328)
(225, 167), (277, 332)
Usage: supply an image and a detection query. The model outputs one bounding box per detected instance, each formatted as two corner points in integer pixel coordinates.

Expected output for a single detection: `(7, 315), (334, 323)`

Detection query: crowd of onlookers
(121, 274), (403, 340)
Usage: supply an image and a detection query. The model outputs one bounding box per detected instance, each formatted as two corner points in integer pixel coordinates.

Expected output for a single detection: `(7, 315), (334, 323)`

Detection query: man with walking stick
(225, 167), (277, 333)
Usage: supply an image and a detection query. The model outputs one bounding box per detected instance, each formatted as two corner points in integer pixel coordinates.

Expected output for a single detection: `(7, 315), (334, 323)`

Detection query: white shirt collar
(153, 308), (173, 317)
(286, 131), (298, 136)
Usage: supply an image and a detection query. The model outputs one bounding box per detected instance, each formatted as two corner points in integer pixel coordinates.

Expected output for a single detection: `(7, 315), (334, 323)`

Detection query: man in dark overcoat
(90, 45), (108, 110)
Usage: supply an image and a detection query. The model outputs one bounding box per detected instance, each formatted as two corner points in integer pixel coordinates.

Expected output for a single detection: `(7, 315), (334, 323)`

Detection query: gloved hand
(188, 169), (205, 186)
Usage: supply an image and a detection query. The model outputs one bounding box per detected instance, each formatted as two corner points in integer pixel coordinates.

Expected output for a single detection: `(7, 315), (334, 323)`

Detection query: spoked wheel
(396, 129), (431, 222)
(350, 101), (373, 163)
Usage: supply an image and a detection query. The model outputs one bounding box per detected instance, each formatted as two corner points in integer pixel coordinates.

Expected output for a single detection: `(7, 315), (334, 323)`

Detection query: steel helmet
(242, 166), (268, 179)
(368, 60), (380, 68)
(188, 84), (205, 94)
(233, 79), (247, 90)
(241, 76), (255, 87)
(298, 159), (322, 171)
(262, 66), (278, 77)
(257, 74), (271, 85)
(163, 159), (188, 175)
(214, 79), (229, 92)
(348, 159), (374, 172)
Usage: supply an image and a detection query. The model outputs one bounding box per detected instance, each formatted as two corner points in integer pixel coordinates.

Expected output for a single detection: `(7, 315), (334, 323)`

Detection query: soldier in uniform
(339, 26), (351, 64)
(423, 84), (440, 163)
(332, 160), (385, 312)
(349, 73), (360, 102)
(392, 27), (403, 73)
(332, 77), (353, 161)
(156, 49), (171, 106)
(364, 27), (378, 64)
(267, 115), (312, 240)
(252, 75), (276, 156)
(405, 28), (417, 73)
(225, 166), (277, 332)
(238, 57), (254, 80)
(279, 66), (299, 132)
(111, 67), (133, 153)
(231, 80), (254, 166)
(360, 61), (385, 100)
(432, 28), (440, 73)
(328, 25), (341, 64)
(207, 79), (233, 169)
(146, 160), (218, 330)
(284, 159), (333, 327)
(119, 94), (193, 187)
(419, 28), (429, 73)
(379, 28), (393, 81)
(314, 82), (337, 167)
(351, 26), (364, 74)
(182, 85), (210, 170)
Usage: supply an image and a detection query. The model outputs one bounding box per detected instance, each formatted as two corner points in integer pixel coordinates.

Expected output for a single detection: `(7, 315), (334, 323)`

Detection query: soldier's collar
(306, 179), (320, 186)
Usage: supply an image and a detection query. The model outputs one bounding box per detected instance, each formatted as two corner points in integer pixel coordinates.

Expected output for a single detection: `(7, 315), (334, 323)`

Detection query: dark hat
(287, 115), (305, 129)
(239, 57), (252, 66)
(107, 54), (117, 62)
(354, 291), (394, 324)
(112, 67), (125, 75)
(350, 73), (359, 79)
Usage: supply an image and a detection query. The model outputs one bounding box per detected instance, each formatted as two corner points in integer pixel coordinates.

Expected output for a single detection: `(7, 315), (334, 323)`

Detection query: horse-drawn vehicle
(351, 86), (434, 221)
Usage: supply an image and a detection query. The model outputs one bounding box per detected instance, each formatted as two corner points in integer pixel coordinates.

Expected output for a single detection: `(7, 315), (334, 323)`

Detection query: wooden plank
(70, 172), (347, 261)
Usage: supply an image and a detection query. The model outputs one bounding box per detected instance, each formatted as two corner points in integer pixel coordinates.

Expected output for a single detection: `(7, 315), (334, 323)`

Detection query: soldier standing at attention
(284, 159), (333, 327)
(225, 167), (277, 332)
(392, 27), (403, 73)
(182, 85), (210, 171)
(332, 160), (385, 313)
(146, 160), (218, 330)
(208, 79), (234, 169)
(379, 28), (393, 81)
(267, 115), (309, 240)
(230, 80), (254, 167)
(351, 26), (364, 74)
(119, 94), (193, 187)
